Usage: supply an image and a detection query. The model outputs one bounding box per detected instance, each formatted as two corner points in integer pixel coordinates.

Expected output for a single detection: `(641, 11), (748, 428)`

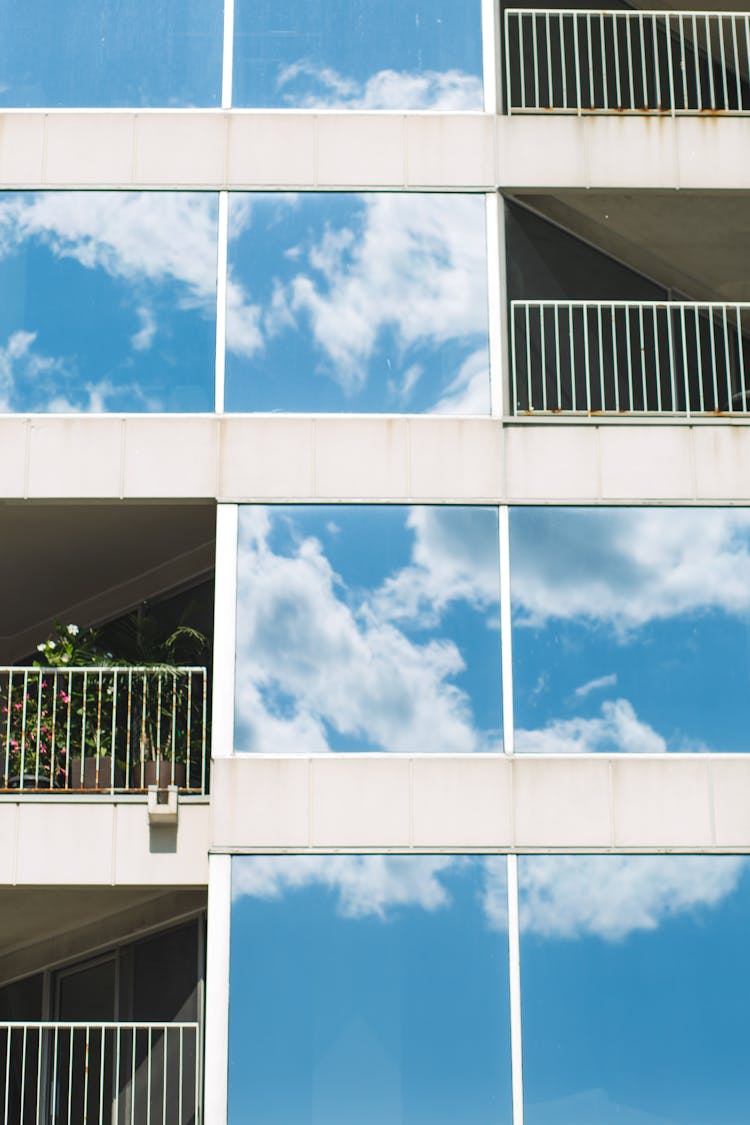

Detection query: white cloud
(277, 61), (483, 111)
(432, 348), (491, 414)
(235, 507), (498, 754)
(516, 699), (667, 755)
(512, 507), (750, 632)
(289, 194), (488, 393)
(518, 854), (746, 941)
(373, 506), (499, 628)
(232, 854), (461, 919)
(574, 673), (617, 698)
(131, 305), (157, 352)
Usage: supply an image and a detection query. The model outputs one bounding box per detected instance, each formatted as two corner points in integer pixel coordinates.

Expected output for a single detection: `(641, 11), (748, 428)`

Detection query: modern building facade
(1, 1), (750, 1122)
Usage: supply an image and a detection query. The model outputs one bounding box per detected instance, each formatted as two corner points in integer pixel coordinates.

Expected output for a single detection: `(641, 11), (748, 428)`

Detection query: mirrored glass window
(233, 0), (483, 110)
(0, 0), (222, 107)
(0, 192), (217, 413)
(510, 506), (750, 753)
(225, 193), (490, 414)
(519, 854), (750, 1124)
(229, 854), (512, 1125)
(234, 506), (502, 753)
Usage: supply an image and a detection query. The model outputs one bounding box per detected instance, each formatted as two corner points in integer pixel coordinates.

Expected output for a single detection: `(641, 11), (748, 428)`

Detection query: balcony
(511, 299), (750, 416)
(0, 665), (209, 795)
(505, 7), (750, 114)
(0, 1021), (200, 1124)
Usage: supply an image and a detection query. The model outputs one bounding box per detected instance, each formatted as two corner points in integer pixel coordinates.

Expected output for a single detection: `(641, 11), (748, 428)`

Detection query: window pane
(0, 192), (217, 412)
(234, 506), (502, 753)
(233, 0), (483, 109)
(510, 506), (750, 753)
(0, 0), (222, 107)
(225, 193), (490, 414)
(229, 855), (512, 1125)
(519, 854), (750, 1124)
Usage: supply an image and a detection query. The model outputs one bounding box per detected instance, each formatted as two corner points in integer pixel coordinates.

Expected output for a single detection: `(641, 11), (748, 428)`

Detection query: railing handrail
(0, 1021), (200, 1030)
(0, 665), (208, 674)
(505, 8), (749, 18)
(512, 299), (750, 310)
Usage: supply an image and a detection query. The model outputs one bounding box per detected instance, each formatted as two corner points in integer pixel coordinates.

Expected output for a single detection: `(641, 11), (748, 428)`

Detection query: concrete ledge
(0, 796), (210, 885)
(210, 754), (750, 852)
(1, 111), (750, 190)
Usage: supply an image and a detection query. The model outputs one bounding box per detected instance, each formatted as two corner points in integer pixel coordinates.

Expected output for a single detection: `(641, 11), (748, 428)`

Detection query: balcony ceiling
(513, 190), (750, 302)
(0, 502), (215, 664)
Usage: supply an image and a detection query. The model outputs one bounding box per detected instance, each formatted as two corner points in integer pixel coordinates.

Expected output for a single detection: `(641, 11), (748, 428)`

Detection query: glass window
(229, 854), (512, 1125)
(225, 193), (490, 414)
(510, 506), (750, 753)
(519, 854), (750, 1124)
(0, 192), (217, 413)
(0, 0), (222, 108)
(232, 0), (483, 110)
(234, 505), (502, 753)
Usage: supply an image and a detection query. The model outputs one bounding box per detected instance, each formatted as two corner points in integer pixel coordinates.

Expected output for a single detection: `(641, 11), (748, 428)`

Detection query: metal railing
(511, 300), (750, 415)
(0, 666), (209, 794)
(505, 8), (750, 113)
(0, 1022), (200, 1124)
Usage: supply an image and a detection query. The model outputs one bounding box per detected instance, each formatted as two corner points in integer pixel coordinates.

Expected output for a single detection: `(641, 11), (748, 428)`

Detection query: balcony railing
(0, 1022), (200, 1124)
(0, 666), (209, 795)
(505, 8), (750, 114)
(511, 300), (750, 415)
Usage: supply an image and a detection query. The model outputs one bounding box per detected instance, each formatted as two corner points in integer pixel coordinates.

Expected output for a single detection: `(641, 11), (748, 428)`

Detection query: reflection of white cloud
(528, 1087), (684, 1125)
(233, 854), (461, 919)
(516, 699), (666, 755)
(277, 61), (483, 110)
(433, 348), (490, 414)
(289, 194), (488, 393)
(235, 507), (498, 754)
(518, 855), (746, 940)
(512, 507), (750, 632)
(0, 191), (261, 359)
(574, 673), (617, 698)
(374, 506), (499, 627)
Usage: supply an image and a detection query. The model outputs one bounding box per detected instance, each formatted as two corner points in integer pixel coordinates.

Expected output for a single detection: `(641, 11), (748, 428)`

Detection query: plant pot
(68, 758), (124, 791)
(6, 772), (54, 791)
(141, 760), (187, 789)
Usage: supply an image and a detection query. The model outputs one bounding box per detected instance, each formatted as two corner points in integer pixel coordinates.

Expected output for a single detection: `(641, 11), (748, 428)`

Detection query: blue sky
(520, 854), (750, 1124)
(233, 0), (483, 109)
(511, 507), (750, 754)
(234, 505), (502, 754)
(0, 192), (217, 412)
(0, 0), (221, 107)
(229, 855), (511, 1125)
(224, 193), (490, 414)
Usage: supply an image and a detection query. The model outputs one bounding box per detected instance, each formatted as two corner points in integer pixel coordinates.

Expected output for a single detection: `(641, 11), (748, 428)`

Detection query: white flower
(61, 653), (70, 663)
(66, 624), (79, 636)
(36, 643), (45, 652)
(47, 641), (56, 650)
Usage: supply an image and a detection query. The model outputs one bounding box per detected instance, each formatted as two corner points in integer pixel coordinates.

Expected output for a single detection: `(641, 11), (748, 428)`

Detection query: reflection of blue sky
(224, 193), (490, 414)
(520, 855), (750, 1124)
(0, 0), (221, 107)
(234, 506), (501, 753)
(0, 192), (217, 412)
(233, 0), (483, 109)
(229, 855), (511, 1125)
(511, 507), (750, 753)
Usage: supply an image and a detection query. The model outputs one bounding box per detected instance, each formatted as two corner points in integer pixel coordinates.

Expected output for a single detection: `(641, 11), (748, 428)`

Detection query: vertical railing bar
(613, 11), (622, 108)
(35, 1027), (42, 1125)
(718, 15), (729, 109)
(560, 11), (568, 109)
(586, 12), (594, 108)
(583, 305), (592, 412)
(505, 9), (512, 114)
(156, 673), (162, 761)
(573, 12), (582, 112)
(146, 1028), (152, 1125)
(83, 1026), (90, 1125)
(731, 16), (742, 109)
(639, 12), (648, 107)
(744, 16), (750, 111)
(162, 1028), (167, 1125)
(679, 15), (688, 108)
(510, 305), (518, 411)
(34, 670), (43, 787)
(68, 1026), (74, 1124)
(52, 1027), (59, 1125)
(722, 305), (733, 409)
(525, 303), (532, 409)
(115, 1026), (121, 1125)
(186, 674), (193, 792)
(666, 302), (677, 411)
(4, 669), (13, 787)
(554, 306), (562, 410)
(540, 306), (547, 411)
(545, 10), (553, 108)
(20, 669), (28, 790)
(99, 1027), (106, 1125)
(569, 303), (578, 411)
(126, 668), (133, 790)
(193, 1025), (200, 1125)
(171, 673), (178, 787)
(695, 306), (706, 413)
(612, 304), (621, 412)
(709, 304), (720, 410)
(532, 11), (540, 108)
(679, 304), (691, 417)
(140, 672), (147, 789)
(201, 666), (208, 795)
(50, 670), (58, 791)
(625, 304), (635, 411)
(95, 668), (103, 789)
(81, 670), (88, 789)
(665, 14), (675, 115)
(110, 670), (118, 794)
(651, 13), (661, 111)
(692, 14), (703, 110)
(706, 14), (716, 109)
(65, 670), (72, 789)
(20, 1026), (27, 1122)
(518, 12), (526, 111)
(638, 304), (648, 408)
(737, 304), (747, 410)
(178, 1027), (184, 1125)
(130, 1029), (136, 1125)
(627, 13), (635, 107)
(653, 304), (663, 412)
(599, 12), (608, 110)
(596, 303), (605, 410)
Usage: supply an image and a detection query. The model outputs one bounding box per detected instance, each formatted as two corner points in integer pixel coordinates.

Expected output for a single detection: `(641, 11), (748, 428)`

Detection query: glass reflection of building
(1, 2), (750, 1124)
